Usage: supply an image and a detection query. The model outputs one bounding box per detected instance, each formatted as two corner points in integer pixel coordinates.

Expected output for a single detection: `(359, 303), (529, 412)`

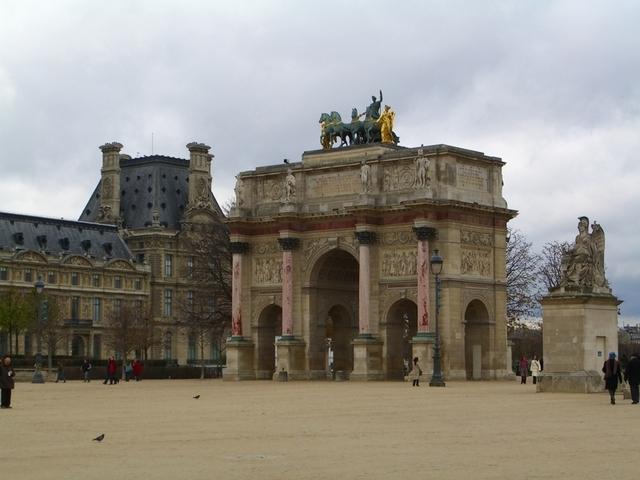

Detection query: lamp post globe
(32, 277), (45, 384)
(429, 250), (445, 387)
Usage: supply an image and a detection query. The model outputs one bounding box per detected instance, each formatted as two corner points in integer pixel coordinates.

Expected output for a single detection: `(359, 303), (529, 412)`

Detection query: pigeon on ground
(193, 395), (200, 399)
(92, 434), (105, 442)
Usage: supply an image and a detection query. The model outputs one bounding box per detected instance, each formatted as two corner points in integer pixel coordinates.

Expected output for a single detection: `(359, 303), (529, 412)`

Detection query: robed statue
(559, 216), (609, 292)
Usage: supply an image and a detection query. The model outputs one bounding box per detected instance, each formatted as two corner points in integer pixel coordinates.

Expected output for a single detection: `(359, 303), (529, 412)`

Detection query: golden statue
(377, 105), (396, 144)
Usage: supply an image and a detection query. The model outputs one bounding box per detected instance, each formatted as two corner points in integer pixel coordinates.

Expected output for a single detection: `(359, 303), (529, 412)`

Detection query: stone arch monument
(225, 99), (516, 381)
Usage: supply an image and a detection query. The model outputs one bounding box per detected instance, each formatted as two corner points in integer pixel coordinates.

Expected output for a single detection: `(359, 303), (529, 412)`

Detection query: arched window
(163, 331), (173, 361)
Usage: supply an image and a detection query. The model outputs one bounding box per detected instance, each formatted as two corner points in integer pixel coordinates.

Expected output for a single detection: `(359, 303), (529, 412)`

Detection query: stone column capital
(229, 242), (250, 254)
(355, 231), (376, 245)
(278, 237), (300, 251)
(413, 226), (437, 241)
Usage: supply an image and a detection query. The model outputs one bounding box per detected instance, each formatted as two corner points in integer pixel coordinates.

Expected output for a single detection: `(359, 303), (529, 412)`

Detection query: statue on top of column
(559, 216), (609, 292)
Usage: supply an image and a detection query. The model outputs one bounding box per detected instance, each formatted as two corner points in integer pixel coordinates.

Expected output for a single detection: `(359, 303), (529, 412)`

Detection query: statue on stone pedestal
(414, 146), (430, 189)
(377, 105), (398, 145)
(284, 168), (296, 203)
(559, 216), (609, 291)
(361, 162), (372, 193)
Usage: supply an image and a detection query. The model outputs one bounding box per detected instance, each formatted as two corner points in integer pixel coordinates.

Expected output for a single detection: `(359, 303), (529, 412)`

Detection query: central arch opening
(308, 248), (359, 378)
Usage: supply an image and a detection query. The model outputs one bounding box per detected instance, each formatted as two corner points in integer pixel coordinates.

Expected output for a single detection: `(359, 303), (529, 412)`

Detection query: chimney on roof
(97, 142), (123, 226)
(186, 142), (213, 212)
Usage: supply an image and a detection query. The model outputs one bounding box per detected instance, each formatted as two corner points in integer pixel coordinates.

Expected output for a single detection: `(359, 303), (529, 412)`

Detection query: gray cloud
(1, 0), (639, 322)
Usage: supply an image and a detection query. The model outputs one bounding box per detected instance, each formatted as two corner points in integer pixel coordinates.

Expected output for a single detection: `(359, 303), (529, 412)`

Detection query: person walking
(519, 356), (529, 384)
(408, 357), (422, 387)
(0, 355), (16, 409)
(602, 352), (623, 404)
(104, 356), (117, 385)
(624, 352), (640, 405)
(55, 361), (66, 383)
(81, 359), (92, 382)
(132, 358), (143, 382)
(124, 361), (133, 382)
(530, 355), (542, 385)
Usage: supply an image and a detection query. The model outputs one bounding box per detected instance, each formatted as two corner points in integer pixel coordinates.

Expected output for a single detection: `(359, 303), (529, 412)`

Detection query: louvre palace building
(0, 141), (225, 363)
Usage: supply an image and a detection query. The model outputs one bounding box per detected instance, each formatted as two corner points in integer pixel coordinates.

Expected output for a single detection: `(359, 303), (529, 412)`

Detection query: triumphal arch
(225, 94), (516, 381)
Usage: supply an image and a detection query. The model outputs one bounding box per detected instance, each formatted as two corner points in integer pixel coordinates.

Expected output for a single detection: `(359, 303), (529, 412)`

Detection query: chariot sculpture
(319, 90), (399, 149)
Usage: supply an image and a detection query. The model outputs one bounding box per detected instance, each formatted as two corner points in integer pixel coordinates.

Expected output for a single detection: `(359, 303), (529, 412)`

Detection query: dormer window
(59, 237), (70, 251)
(81, 239), (91, 252)
(13, 232), (24, 245)
(102, 242), (113, 256)
(36, 235), (47, 249)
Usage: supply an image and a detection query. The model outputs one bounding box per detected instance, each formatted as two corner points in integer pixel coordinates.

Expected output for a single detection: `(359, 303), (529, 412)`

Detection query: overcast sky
(1, 1), (639, 323)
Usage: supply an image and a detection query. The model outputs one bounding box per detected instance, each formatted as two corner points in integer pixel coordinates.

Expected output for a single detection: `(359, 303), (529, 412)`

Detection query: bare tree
(179, 220), (231, 377)
(105, 300), (155, 372)
(39, 294), (65, 374)
(538, 240), (570, 293)
(506, 228), (541, 331)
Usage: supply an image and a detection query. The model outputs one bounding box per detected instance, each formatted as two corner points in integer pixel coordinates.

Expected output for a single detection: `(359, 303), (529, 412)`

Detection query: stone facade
(226, 143), (516, 380)
(0, 212), (150, 358)
(0, 142), (227, 364)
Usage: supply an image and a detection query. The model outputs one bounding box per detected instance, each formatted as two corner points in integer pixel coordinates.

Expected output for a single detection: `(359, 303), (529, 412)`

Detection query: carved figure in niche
(560, 217), (608, 291)
(234, 175), (245, 207)
(195, 177), (210, 207)
(414, 146), (430, 189)
(97, 205), (112, 221)
(102, 177), (113, 198)
(377, 105), (396, 144)
(284, 168), (296, 203)
(361, 162), (371, 193)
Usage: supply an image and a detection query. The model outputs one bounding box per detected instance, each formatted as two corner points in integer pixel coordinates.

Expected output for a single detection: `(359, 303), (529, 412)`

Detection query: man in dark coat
(624, 353), (640, 405)
(0, 355), (16, 408)
(602, 352), (623, 405)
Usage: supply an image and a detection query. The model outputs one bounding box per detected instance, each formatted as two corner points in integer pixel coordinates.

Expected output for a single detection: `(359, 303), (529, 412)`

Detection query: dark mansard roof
(0, 211), (133, 260)
(78, 155), (221, 230)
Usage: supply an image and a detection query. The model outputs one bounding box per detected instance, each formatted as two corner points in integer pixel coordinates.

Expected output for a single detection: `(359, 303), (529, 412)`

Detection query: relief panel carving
(383, 163), (415, 192)
(460, 229), (493, 247)
(253, 257), (282, 284)
(381, 249), (417, 277)
(461, 248), (492, 277)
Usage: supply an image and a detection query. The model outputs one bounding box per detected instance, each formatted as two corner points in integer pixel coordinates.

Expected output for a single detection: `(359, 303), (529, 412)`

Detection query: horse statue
(319, 111), (352, 149)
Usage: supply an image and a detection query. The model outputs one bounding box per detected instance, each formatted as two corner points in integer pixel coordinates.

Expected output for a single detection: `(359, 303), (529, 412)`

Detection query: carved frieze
(381, 249), (417, 277)
(253, 257), (282, 284)
(460, 229), (493, 247)
(461, 248), (492, 277)
(383, 162), (414, 192)
(380, 230), (413, 246)
(253, 241), (279, 256)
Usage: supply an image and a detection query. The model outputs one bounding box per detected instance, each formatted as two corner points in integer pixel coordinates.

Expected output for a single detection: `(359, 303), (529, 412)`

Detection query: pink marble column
(278, 237), (299, 337)
(355, 231), (376, 336)
(230, 242), (249, 337)
(413, 226), (436, 334)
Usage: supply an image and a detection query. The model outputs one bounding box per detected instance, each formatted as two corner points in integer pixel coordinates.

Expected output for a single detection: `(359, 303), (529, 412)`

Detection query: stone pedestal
(537, 291), (620, 393)
(351, 336), (384, 381)
(410, 333), (434, 380)
(223, 337), (255, 381)
(274, 336), (307, 380)
(536, 371), (603, 393)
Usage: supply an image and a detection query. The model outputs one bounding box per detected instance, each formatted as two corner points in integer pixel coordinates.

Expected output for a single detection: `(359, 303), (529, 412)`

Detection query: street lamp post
(429, 249), (445, 387)
(32, 277), (45, 384)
